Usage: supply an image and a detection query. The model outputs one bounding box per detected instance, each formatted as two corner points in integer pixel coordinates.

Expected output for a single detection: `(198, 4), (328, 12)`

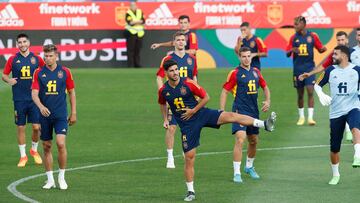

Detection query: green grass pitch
(0, 68), (359, 202)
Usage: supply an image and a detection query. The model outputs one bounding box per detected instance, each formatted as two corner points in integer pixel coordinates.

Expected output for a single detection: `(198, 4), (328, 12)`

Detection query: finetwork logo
(193, 2), (255, 13)
(146, 3), (178, 26)
(0, 4), (24, 27)
(302, 2), (331, 24)
(347, 1), (360, 12)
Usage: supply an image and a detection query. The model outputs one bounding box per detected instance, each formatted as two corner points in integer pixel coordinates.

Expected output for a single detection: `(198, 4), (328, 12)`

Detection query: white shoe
(58, 178), (68, 190)
(166, 158), (175, 169)
(43, 180), (56, 189)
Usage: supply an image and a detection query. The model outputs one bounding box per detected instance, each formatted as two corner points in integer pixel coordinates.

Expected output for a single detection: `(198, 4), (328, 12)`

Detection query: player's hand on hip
(163, 120), (169, 129)
(8, 78), (17, 86)
(40, 106), (51, 117)
(319, 93), (332, 106)
(68, 113), (77, 126)
(261, 101), (270, 112)
(298, 73), (309, 81)
(181, 108), (195, 120)
(150, 43), (159, 49)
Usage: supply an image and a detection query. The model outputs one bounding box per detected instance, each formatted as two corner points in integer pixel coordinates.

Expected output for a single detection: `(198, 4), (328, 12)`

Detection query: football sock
(233, 161), (241, 175)
(246, 157), (255, 168)
(167, 149), (174, 159)
(253, 119), (265, 128)
(298, 108), (304, 118)
(46, 171), (54, 182)
(59, 169), (65, 180)
(186, 181), (194, 192)
(308, 108), (314, 120)
(331, 163), (340, 177)
(354, 144), (360, 158)
(19, 144), (26, 157)
(31, 142), (38, 152)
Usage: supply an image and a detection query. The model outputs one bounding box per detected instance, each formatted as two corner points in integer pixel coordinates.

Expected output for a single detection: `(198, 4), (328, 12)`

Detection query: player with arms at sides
(286, 16), (327, 126)
(31, 44), (77, 190)
(220, 47), (271, 183)
(151, 15), (198, 56)
(2, 33), (44, 167)
(350, 27), (360, 66)
(158, 59), (276, 201)
(234, 22), (267, 70)
(299, 31), (355, 141)
(314, 45), (360, 185)
(156, 31), (198, 169)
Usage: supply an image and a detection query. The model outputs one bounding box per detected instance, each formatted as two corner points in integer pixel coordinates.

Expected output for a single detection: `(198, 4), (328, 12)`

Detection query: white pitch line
(7, 144), (351, 203)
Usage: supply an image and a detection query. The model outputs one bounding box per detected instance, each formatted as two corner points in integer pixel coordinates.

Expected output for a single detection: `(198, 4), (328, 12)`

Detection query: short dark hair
(239, 47), (251, 55)
(163, 59), (178, 71)
(294, 16), (306, 25)
(334, 45), (350, 59)
(357, 27), (360, 32)
(43, 44), (58, 53)
(178, 15), (190, 22)
(336, 31), (348, 38)
(16, 33), (29, 41)
(240, 22), (250, 27)
(173, 31), (186, 41)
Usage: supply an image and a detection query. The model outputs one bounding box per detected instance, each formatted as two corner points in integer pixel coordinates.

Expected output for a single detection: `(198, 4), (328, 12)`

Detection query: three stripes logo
(301, 2), (331, 25)
(145, 3), (178, 26)
(0, 4), (24, 27)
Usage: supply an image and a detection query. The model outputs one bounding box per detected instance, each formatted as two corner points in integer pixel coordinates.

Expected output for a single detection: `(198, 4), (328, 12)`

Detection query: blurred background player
(2, 33), (44, 167)
(351, 28), (360, 67)
(299, 31), (355, 141)
(31, 44), (77, 190)
(314, 45), (360, 185)
(234, 22), (267, 70)
(286, 16), (326, 126)
(151, 15), (198, 56)
(220, 47), (271, 183)
(156, 31), (198, 168)
(158, 59), (276, 201)
(125, 1), (145, 68)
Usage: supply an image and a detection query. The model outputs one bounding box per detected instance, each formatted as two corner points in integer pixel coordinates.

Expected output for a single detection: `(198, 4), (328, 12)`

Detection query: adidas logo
(241, 74), (246, 78)
(0, 4), (24, 27)
(301, 2), (331, 25)
(145, 3), (178, 26)
(62, 129), (66, 132)
(16, 60), (20, 63)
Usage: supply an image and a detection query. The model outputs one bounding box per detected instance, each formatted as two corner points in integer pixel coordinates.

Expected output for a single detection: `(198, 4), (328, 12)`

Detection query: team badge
(180, 86), (187, 95)
(250, 41), (256, 48)
(307, 36), (312, 43)
(115, 3), (128, 27)
(30, 57), (36, 65)
(267, 3), (283, 25)
(253, 71), (258, 78)
(57, 71), (63, 79)
(187, 57), (193, 65)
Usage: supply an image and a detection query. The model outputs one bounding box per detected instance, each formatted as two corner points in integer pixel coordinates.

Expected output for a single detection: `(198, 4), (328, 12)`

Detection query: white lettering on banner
(60, 39), (76, 61)
(194, 2), (255, 14)
(79, 39), (97, 61)
(116, 39), (127, 61)
(206, 16), (242, 26)
(39, 3), (100, 15)
(51, 17), (88, 27)
(0, 39), (14, 60)
(99, 38), (114, 61)
(347, 1), (360, 12)
(0, 5), (24, 27)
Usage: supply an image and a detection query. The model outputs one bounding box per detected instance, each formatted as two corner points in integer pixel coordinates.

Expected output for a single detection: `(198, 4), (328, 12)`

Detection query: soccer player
(351, 27), (360, 67)
(151, 15), (198, 56)
(234, 22), (267, 70)
(220, 47), (271, 183)
(299, 31), (355, 141)
(286, 16), (326, 126)
(2, 33), (44, 167)
(314, 45), (360, 185)
(158, 59), (276, 201)
(156, 31), (198, 169)
(31, 44), (77, 190)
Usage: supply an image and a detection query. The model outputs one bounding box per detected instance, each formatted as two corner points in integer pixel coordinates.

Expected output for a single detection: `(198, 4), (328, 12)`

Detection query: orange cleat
(17, 156), (28, 167)
(30, 149), (43, 165)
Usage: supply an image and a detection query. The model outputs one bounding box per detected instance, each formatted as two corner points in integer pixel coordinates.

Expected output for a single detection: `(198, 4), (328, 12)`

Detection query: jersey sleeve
(189, 32), (198, 50)
(354, 66), (360, 83)
(316, 66), (334, 87)
(37, 55), (45, 67)
(286, 34), (295, 56)
(223, 70), (238, 91)
(255, 37), (267, 53)
(234, 36), (242, 54)
(31, 68), (41, 90)
(157, 86), (166, 104)
(254, 68), (267, 88)
(3, 56), (15, 75)
(64, 67), (75, 90)
(157, 56), (171, 78)
(191, 55), (198, 77)
(184, 78), (207, 98)
(322, 52), (333, 69)
(311, 32), (325, 51)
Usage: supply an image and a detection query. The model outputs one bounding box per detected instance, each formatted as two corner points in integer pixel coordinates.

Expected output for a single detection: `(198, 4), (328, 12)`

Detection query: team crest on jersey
(250, 41), (256, 48)
(57, 71), (63, 79)
(187, 58), (193, 65)
(307, 36), (312, 43)
(253, 71), (258, 78)
(180, 86), (187, 95)
(30, 57), (36, 65)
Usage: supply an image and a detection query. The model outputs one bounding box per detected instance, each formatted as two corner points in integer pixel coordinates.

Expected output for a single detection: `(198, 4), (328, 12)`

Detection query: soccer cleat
(184, 191), (195, 202)
(43, 180), (56, 189)
(352, 157), (360, 168)
(58, 178), (68, 190)
(307, 118), (316, 126)
(30, 149), (43, 165)
(244, 167), (260, 179)
(17, 156), (28, 167)
(233, 174), (243, 183)
(166, 158), (175, 169)
(264, 112), (276, 132)
(328, 176), (340, 185)
(296, 117), (305, 125)
(345, 131), (353, 142)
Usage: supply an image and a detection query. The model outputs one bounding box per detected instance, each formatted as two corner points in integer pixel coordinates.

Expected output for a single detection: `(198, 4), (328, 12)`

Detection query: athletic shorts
(40, 117), (68, 141)
(293, 74), (315, 88)
(14, 101), (40, 125)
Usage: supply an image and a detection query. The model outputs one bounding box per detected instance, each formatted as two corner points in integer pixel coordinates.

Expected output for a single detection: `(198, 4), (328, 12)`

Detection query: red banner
(0, 1), (359, 30)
